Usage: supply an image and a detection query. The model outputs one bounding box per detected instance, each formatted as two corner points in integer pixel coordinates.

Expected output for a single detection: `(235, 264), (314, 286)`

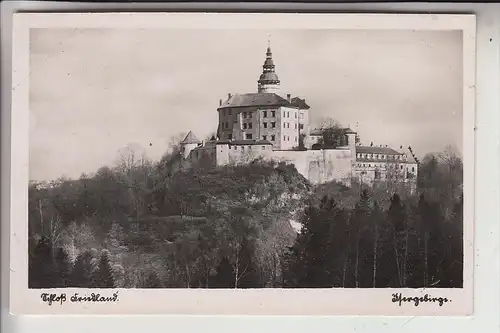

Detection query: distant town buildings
(181, 44), (418, 189)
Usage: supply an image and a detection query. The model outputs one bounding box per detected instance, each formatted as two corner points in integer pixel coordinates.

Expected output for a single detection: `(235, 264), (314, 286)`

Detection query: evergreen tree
(70, 250), (94, 287)
(92, 250), (115, 288)
(54, 247), (72, 287)
(29, 236), (57, 288)
(211, 257), (235, 288)
(387, 194), (408, 287)
(142, 271), (162, 288)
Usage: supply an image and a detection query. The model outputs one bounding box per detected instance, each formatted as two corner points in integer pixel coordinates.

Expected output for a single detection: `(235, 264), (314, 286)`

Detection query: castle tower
(257, 42), (280, 94)
(180, 130), (200, 159)
(344, 128), (357, 163)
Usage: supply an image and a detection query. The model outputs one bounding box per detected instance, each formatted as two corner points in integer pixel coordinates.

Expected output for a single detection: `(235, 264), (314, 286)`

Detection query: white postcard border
(9, 12), (476, 315)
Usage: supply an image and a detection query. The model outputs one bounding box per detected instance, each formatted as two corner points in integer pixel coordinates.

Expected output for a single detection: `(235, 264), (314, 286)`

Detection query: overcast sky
(29, 28), (463, 181)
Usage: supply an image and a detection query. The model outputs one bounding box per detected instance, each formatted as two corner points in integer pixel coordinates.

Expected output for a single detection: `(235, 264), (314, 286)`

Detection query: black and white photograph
(10, 13), (476, 315)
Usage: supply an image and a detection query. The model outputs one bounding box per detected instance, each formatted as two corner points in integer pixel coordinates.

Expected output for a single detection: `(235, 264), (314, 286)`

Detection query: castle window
(295, 112), (297, 119)
(287, 111), (290, 118)
(243, 112), (247, 118)
(284, 135), (286, 141)
(295, 123), (297, 129)
(400, 165), (403, 169)
(262, 135), (267, 140)
(271, 111), (276, 117)
(295, 136), (297, 142)
(271, 135), (275, 141)
(271, 122), (276, 128)
(246, 134), (252, 140)
(263, 122), (268, 128)
(412, 167), (415, 172)
(263, 111), (267, 118)
(369, 164), (371, 167)
(249, 123), (253, 129)
(287, 123), (290, 128)
(243, 123), (247, 129)
(299, 124), (304, 130)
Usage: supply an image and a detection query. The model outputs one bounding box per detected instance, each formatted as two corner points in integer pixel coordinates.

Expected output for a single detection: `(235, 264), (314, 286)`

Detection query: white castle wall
(270, 149), (353, 185)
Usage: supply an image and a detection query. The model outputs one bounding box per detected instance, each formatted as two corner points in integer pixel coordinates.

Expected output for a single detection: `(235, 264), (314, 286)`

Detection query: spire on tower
(257, 40), (280, 93)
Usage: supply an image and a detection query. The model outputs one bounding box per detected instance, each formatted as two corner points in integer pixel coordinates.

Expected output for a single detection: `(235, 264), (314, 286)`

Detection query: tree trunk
(355, 234), (360, 288)
(424, 231), (429, 286)
(342, 252), (348, 288)
(372, 225), (378, 288)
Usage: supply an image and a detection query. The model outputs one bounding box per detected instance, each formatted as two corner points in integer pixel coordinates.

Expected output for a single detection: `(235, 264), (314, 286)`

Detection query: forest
(28, 137), (464, 289)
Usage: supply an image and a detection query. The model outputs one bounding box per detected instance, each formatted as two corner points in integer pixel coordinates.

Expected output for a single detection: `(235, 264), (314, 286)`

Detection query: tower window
(263, 111), (267, 118)
(243, 123), (247, 129)
(262, 135), (267, 141)
(246, 134), (252, 139)
(271, 122), (276, 128)
(271, 135), (275, 141)
(263, 122), (268, 128)
(271, 111), (276, 117)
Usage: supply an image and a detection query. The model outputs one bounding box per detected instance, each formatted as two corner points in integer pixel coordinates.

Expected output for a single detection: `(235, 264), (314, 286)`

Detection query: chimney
(219, 99), (222, 106)
(370, 142), (373, 147)
(286, 93), (291, 102)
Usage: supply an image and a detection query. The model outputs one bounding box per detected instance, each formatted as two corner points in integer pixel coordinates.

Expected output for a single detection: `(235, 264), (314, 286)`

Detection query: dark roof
(258, 72), (280, 84)
(218, 93), (295, 109)
(290, 97), (310, 110)
(356, 146), (402, 155)
(310, 127), (356, 136)
(229, 140), (273, 146)
(180, 131), (200, 144)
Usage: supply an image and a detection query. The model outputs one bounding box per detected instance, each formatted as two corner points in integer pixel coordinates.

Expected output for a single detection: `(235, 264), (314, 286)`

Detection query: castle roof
(258, 45), (280, 86)
(216, 139), (273, 146)
(290, 97), (310, 110)
(218, 93), (296, 109)
(180, 131), (200, 144)
(356, 146), (402, 155)
(310, 127), (356, 136)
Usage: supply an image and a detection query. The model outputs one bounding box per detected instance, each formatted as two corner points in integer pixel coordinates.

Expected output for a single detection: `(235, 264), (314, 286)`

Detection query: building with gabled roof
(179, 43), (418, 190)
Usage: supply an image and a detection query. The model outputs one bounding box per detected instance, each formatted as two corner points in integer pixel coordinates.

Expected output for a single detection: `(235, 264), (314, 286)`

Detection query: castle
(180, 44), (418, 189)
